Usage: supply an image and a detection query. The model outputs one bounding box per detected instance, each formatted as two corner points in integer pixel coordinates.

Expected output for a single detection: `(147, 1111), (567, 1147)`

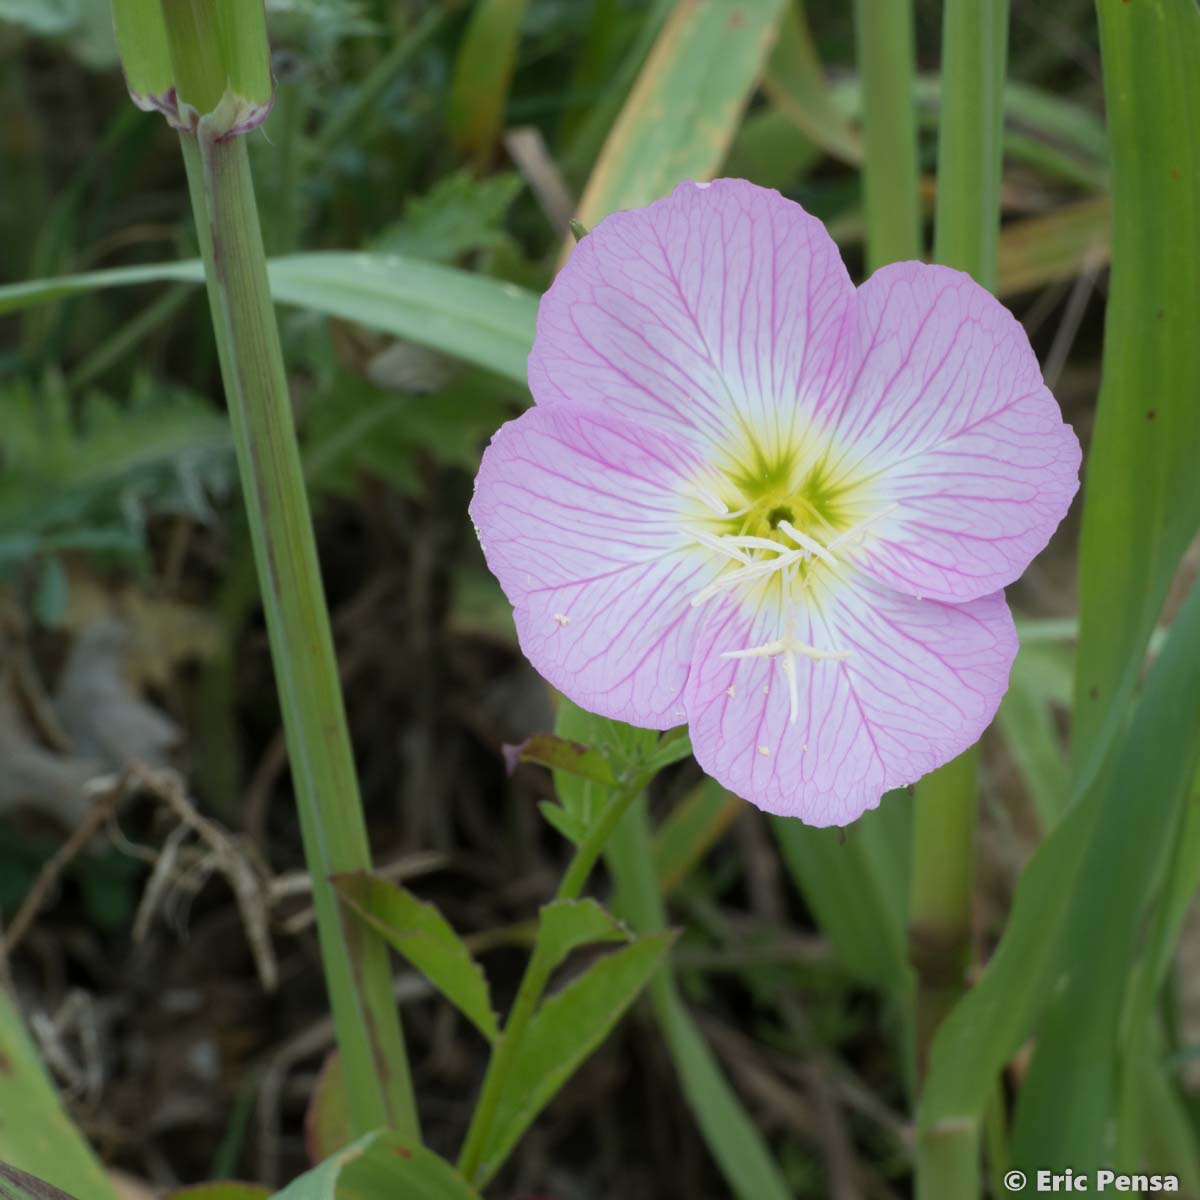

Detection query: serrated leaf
(334, 874), (499, 1043)
(372, 171), (523, 266)
(0, 377), (233, 568)
(272, 1132), (480, 1200)
(532, 898), (628, 975)
(504, 734), (616, 785)
(477, 932), (674, 1182)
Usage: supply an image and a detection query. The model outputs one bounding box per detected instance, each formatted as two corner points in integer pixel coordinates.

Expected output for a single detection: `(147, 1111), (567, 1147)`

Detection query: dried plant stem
(176, 129), (418, 1141)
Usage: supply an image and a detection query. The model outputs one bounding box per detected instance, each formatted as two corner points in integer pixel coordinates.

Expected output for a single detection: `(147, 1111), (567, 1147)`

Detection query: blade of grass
(1010, 576), (1200, 1174)
(852, 0), (921, 267)
(1070, 0), (1200, 790)
(761, 0), (862, 167)
(564, 0), (786, 255)
(447, 0), (529, 167)
(0, 254), (539, 385)
(917, 575), (1200, 1198)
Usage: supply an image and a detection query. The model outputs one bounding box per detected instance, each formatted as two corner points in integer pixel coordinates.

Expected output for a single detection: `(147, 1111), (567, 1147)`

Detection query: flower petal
(530, 179), (855, 449)
(683, 576), (1017, 825)
(830, 263), (1080, 603)
(470, 404), (719, 728)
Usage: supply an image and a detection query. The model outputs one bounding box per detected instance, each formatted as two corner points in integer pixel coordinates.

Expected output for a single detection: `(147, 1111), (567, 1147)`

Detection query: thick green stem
(932, 0), (1009, 288)
(457, 776), (645, 1183)
(177, 131), (418, 1141)
(909, 745), (978, 1079)
(853, 0), (923, 269)
(914, 4), (1009, 1195)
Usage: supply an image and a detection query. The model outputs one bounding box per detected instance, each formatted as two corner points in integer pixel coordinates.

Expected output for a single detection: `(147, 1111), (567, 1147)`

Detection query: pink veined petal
(829, 262), (1081, 604)
(529, 179), (856, 451)
(683, 575), (1017, 825)
(470, 403), (721, 728)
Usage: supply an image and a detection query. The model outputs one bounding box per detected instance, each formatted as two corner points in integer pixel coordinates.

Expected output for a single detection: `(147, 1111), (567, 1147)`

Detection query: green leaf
(334, 874), (499, 1043)
(918, 576), (1200, 1179)
(570, 0), (787, 237)
(1010, 581), (1200, 1173)
(544, 697), (657, 842)
(477, 931), (674, 1181)
(271, 1132), (480, 1200)
(505, 733), (616, 785)
(373, 171), (523, 266)
(531, 897), (629, 974)
(0, 995), (121, 1200)
(446, 0), (529, 165)
(1071, 0), (1200, 788)
(304, 1053), (351, 1165)
(0, 377), (233, 563)
(0, 254), (539, 385)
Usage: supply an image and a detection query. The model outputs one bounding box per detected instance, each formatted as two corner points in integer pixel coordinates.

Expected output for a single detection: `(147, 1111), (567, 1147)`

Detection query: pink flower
(470, 180), (1080, 825)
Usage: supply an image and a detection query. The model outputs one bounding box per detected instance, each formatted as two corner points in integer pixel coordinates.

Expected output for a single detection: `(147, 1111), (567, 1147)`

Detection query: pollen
(553, 613), (570, 626)
(726, 685), (736, 698)
(757, 745), (770, 757)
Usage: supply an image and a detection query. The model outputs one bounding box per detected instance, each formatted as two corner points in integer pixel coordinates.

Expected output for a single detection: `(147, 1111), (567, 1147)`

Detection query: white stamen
(553, 613), (570, 626)
(778, 519), (839, 566)
(721, 635), (852, 724)
(725, 685), (736, 698)
(689, 527), (751, 564)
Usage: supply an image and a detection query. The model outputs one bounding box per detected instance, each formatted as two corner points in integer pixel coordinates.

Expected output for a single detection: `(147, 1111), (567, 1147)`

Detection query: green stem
(177, 132), (419, 1141)
(457, 775), (645, 1183)
(909, 745), (977, 1079)
(853, 0), (923, 269)
(932, 0), (1010, 287)
(914, 5), (1009, 1196)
